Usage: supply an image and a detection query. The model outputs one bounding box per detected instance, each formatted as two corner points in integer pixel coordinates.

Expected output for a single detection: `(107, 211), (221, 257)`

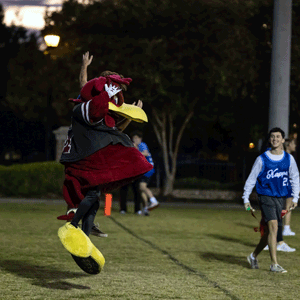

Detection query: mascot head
(70, 71), (147, 126)
(80, 71), (132, 107)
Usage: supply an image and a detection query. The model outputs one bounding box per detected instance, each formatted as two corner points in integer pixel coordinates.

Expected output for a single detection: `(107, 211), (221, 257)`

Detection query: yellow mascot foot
(91, 244), (105, 271)
(58, 222), (93, 257)
(71, 244), (105, 275)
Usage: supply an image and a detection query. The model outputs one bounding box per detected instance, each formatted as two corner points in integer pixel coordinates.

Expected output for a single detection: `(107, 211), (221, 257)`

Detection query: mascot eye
(113, 95), (118, 105)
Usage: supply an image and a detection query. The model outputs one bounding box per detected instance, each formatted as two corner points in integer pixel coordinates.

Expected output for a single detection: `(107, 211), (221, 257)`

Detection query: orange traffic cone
(104, 194), (112, 216)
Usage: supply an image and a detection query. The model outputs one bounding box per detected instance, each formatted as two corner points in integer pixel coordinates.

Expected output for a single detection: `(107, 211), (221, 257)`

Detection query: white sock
(250, 253), (255, 260)
(284, 225), (290, 230)
(150, 197), (157, 203)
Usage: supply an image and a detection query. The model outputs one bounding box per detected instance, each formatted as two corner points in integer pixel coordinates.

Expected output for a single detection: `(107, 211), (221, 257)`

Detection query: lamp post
(268, 0), (292, 136)
(43, 34), (60, 161)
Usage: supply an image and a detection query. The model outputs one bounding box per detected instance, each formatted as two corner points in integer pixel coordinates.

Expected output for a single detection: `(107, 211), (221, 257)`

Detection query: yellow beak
(108, 102), (148, 123)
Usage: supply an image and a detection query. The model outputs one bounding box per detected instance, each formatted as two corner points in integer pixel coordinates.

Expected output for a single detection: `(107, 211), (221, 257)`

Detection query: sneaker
(90, 223), (108, 238)
(120, 210), (126, 215)
(135, 210), (142, 215)
(263, 245), (269, 251)
(270, 264), (287, 273)
(143, 207), (150, 216)
(282, 228), (296, 236)
(148, 200), (159, 211)
(247, 254), (259, 269)
(277, 242), (296, 252)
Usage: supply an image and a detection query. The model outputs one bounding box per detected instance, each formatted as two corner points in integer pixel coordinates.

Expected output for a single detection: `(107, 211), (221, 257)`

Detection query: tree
(40, 0), (285, 194)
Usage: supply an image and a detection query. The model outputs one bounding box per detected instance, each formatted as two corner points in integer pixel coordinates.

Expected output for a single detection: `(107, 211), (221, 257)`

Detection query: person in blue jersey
(243, 127), (299, 273)
(262, 137), (296, 252)
(131, 131), (159, 216)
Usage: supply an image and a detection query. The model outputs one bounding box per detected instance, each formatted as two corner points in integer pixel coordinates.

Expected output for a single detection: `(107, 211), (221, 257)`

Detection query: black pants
(119, 180), (141, 213)
(71, 187), (100, 236)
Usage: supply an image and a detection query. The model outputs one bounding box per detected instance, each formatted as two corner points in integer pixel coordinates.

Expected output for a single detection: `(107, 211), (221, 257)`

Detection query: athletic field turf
(1, 201), (300, 300)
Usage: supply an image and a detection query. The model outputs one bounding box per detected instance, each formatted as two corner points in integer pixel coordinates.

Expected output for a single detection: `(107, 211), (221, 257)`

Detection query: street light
(43, 34), (60, 161)
(44, 34), (60, 48)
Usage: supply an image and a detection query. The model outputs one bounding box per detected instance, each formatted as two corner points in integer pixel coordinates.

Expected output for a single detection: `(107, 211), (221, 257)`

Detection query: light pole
(43, 34), (60, 161)
(268, 0), (292, 136)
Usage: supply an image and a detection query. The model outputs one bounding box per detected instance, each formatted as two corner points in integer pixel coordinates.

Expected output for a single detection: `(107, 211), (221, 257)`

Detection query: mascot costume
(57, 53), (153, 274)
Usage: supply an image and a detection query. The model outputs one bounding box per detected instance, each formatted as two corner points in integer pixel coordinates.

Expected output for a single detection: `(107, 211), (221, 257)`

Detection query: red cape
(62, 144), (153, 208)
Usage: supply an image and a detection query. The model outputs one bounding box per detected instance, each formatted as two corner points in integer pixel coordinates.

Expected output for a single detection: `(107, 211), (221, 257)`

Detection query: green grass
(1, 202), (300, 300)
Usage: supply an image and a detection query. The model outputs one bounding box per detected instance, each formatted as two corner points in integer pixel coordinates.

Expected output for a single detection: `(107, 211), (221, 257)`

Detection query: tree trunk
(163, 173), (175, 196)
(152, 104), (195, 196)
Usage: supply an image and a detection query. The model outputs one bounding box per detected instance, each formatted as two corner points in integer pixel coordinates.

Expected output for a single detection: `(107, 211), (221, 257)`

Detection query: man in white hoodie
(243, 127), (299, 273)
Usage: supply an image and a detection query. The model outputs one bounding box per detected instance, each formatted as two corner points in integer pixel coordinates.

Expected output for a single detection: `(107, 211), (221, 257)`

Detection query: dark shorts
(258, 195), (284, 225)
(139, 175), (152, 185)
(139, 168), (154, 185)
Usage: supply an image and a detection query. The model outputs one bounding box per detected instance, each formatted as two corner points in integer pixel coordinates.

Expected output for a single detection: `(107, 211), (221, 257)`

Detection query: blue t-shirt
(138, 142), (154, 166)
(256, 151), (291, 197)
(138, 142), (155, 177)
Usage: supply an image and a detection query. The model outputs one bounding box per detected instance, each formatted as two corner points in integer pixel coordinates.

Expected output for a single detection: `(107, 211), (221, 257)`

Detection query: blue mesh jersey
(138, 142), (155, 177)
(256, 151), (291, 197)
(286, 185), (292, 198)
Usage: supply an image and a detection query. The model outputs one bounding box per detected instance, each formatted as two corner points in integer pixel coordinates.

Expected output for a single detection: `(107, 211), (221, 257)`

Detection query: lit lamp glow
(44, 34), (60, 47)
(249, 143), (255, 149)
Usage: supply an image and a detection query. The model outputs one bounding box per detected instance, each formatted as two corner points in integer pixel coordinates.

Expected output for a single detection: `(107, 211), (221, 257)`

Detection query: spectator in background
(131, 131), (159, 216)
(119, 180), (142, 215)
(283, 137), (298, 236)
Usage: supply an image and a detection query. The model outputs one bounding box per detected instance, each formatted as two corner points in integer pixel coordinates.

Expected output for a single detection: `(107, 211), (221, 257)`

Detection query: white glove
(105, 83), (122, 98)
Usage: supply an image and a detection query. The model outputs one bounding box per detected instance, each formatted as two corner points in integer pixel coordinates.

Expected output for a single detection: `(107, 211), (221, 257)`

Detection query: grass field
(1, 201), (300, 300)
